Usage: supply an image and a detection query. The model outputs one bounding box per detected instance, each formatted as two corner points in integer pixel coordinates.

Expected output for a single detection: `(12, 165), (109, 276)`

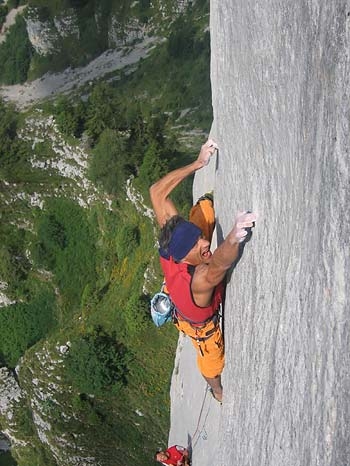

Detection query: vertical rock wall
(206, 1), (350, 465)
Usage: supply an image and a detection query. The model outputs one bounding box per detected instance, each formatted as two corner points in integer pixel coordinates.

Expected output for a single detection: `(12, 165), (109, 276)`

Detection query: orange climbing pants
(174, 317), (224, 378)
(174, 196), (225, 379)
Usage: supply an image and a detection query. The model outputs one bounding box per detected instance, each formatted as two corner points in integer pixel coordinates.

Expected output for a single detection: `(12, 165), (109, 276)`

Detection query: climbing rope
(188, 385), (210, 450)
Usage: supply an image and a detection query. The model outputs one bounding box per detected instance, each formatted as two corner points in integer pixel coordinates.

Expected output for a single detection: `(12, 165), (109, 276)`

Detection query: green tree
(0, 15), (33, 84)
(35, 213), (67, 269)
(123, 106), (148, 169)
(0, 4), (8, 29)
(0, 97), (33, 181)
(6, 0), (22, 10)
(85, 83), (120, 141)
(167, 15), (196, 59)
(89, 128), (128, 193)
(54, 96), (86, 138)
(0, 99), (17, 161)
(137, 141), (167, 191)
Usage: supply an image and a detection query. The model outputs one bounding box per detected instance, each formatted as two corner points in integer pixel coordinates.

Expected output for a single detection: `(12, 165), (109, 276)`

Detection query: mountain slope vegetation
(0, 1), (212, 465)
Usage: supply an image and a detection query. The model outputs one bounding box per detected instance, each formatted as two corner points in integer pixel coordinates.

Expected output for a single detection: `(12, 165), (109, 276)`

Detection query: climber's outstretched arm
(205, 211), (257, 285)
(191, 212), (257, 306)
(149, 140), (218, 227)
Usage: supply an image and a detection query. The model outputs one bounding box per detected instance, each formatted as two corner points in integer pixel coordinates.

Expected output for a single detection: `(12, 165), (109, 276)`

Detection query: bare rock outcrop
(171, 2), (350, 466)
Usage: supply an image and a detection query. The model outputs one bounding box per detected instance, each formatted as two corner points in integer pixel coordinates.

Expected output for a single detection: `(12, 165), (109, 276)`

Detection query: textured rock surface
(26, 10), (61, 56)
(171, 2), (350, 466)
(213, 1), (350, 465)
(0, 368), (23, 422)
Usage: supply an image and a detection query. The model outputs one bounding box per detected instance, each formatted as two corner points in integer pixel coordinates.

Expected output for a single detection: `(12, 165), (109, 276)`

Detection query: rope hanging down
(188, 386), (211, 450)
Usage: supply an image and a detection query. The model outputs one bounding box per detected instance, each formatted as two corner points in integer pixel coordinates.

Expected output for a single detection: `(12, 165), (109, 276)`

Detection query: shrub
(0, 286), (57, 367)
(65, 328), (131, 395)
(115, 223), (140, 260)
(32, 198), (97, 306)
(0, 224), (30, 297)
(122, 290), (149, 337)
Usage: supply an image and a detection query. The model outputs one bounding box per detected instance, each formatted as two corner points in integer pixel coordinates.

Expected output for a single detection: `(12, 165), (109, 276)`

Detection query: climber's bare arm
(149, 140), (218, 227)
(192, 212), (257, 306)
(149, 160), (200, 227)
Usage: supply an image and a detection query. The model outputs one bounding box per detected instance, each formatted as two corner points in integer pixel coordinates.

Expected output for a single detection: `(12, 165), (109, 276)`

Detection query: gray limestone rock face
(208, 1), (350, 465)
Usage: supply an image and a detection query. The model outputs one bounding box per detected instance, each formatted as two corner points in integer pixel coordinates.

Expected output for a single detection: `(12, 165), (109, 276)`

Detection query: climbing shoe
(209, 388), (222, 405)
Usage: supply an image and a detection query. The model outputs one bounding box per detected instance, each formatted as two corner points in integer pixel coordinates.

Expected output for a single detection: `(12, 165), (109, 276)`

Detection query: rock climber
(155, 445), (190, 466)
(149, 139), (257, 403)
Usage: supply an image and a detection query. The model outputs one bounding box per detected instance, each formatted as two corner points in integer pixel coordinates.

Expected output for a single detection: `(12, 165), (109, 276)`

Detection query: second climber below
(149, 139), (257, 403)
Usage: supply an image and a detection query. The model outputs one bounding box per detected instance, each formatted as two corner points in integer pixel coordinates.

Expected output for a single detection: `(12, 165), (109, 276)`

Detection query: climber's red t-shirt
(160, 445), (186, 465)
(160, 256), (223, 323)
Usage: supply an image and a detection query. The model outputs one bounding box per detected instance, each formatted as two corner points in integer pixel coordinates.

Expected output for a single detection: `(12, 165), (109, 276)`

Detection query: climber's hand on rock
(232, 211), (257, 243)
(197, 139), (218, 167)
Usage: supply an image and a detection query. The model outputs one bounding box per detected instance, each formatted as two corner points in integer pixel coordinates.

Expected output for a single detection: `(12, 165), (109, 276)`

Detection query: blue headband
(159, 221), (202, 261)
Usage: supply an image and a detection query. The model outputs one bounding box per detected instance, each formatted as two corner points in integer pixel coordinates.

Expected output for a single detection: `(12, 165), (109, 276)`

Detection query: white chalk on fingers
(206, 138), (218, 148)
(236, 230), (248, 242)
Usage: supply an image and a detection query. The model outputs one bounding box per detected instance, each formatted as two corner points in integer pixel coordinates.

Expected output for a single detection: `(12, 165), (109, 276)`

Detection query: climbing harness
(173, 305), (220, 327)
(177, 305), (222, 358)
